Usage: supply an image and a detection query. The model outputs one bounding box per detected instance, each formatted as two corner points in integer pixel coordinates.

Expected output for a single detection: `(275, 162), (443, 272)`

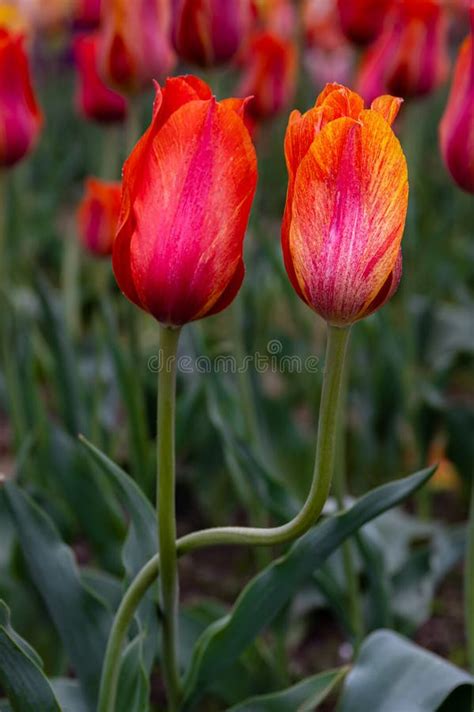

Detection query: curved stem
(157, 325), (182, 710)
(97, 323), (350, 711)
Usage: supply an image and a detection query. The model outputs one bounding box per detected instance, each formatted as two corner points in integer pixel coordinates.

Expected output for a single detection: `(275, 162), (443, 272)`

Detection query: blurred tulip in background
(337, 0), (393, 45)
(0, 27), (42, 167)
(77, 177), (121, 256)
(440, 7), (474, 192)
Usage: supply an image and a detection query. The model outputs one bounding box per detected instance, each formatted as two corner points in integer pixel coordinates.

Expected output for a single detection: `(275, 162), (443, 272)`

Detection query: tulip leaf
(116, 636), (150, 712)
(182, 466), (435, 703)
(79, 437), (158, 670)
(51, 679), (89, 712)
(0, 600), (61, 712)
(226, 666), (348, 712)
(2, 481), (113, 710)
(336, 629), (474, 712)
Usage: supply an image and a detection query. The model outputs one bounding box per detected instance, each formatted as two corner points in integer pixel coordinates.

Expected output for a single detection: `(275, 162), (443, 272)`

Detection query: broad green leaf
(227, 667), (348, 712)
(0, 601), (60, 712)
(337, 630), (473, 712)
(182, 467), (435, 703)
(2, 481), (113, 709)
(79, 437), (158, 671)
(51, 680), (88, 712)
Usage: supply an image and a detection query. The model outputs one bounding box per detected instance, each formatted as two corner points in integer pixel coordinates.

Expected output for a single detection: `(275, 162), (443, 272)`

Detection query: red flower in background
(303, 0), (354, 88)
(172, 0), (252, 67)
(440, 7), (474, 192)
(75, 33), (127, 123)
(0, 28), (42, 167)
(77, 177), (122, 257)
(357, 0), (449, 103)
(237, 31), (297, 121)
(113, 76), (257, 327)
(99, 0), (175, 93)
(337, 0), (393, 45)
(74, 0), (101, 29)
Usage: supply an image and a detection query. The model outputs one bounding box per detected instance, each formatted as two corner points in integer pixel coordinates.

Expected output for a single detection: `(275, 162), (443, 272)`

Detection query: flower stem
(157, 325), (182, 711)
(466, 477), (474, 674)
(97, 324), (350, 710)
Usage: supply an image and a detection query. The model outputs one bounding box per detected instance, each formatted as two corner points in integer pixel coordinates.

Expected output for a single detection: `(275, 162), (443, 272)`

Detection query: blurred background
(0, 0), (473, 709)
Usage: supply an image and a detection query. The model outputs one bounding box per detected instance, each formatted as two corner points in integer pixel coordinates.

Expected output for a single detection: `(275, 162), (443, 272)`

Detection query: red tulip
(237, 31), (297, 121)
(99, 0), (175, 93)
(337, 0), (393, 45)
(282, 84), (408, 326)
(75, 33), (127, 123)
(74, 0), (101, 29)
(172, 0), (252, 67)
(440, 8), (474, 192)
(77, 177), (122, 256)
(0, 28), (42, 167)
(113, 76), (257, 327)
(357, 0), (449, 103)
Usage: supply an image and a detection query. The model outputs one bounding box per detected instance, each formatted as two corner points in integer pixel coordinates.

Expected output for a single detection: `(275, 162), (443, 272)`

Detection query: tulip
(172, 0), (252, 67)
(0, 28), (42, 167)
(77, 177), (122, 256)
(112, 75), (257, 327)
(282, 83), (408, 326)
(99, 0), (175, 93)
(337, 0), (393, 45)
(252, 0), (297, 40)
(357, 0), (449, 103)
(440, 10), (474, 193)
(237, 31), (297, 121)
(75, 33), (127, 123)
(74, 0), (101, 29)
(303, 0), (354, 88)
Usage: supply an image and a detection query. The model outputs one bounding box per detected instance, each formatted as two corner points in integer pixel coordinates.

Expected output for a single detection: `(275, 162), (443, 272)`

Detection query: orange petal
(370, 95), (403, 125)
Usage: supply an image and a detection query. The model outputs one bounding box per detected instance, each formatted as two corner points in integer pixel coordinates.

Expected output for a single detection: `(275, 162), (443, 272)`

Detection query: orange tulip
(237, 31), (297, 121)
(282, 84), (408, 326)
(0, 27), (42, 167)
(77, 177), (122, 256)
(99, 0), (175, 93)
(113, 76), (257, 327)
(357, 0), (449, 103)
(337, 0), (393, 45)
(75, 32), (127, 123)
(440, 8), (474, 192)
(172, 0), (252, 67)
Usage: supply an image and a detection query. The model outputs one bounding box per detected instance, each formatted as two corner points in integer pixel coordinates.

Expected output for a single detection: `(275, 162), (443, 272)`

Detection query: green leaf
(2, 481), (113, 709)
(226, 667), (348, 712)
(116, 636), (150, 712)
(182, 467), (435, 703)
(51, 680), (88, 712)
(0, 600), (60, 712)
(336, 629), (473, 712)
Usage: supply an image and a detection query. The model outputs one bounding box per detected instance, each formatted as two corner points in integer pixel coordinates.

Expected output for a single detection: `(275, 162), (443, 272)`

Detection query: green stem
(97, 324), (350, 710)
(157, 325), (182, 711)
(466, 477), (474, 674)
(126, 99), (142, 157)
(61, 232), (81, 340)
(0, 171), (7, 287)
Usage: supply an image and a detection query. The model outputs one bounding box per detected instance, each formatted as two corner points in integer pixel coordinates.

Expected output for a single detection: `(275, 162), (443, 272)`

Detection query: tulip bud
(282, 84), (408, 326)
(237, 31), (297, 121)
(99, 0), (175, 93)
(0, 28), (42, 168)
(75, 33), (128, 123)
(440, 10), (474, 193)
(337, 0), (393, 45)
(77, 177), (122, 256)
(74, 0), (101, 29)
(112, 76), (257, 327)
(357, 0), (449, 103)
(172, 0), (252, 67)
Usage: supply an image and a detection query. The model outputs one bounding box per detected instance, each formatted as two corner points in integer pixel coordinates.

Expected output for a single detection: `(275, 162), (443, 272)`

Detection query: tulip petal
(124, 98), (256, 325)
(289, 110), (408, 325)
(370, 95), (403, 125)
